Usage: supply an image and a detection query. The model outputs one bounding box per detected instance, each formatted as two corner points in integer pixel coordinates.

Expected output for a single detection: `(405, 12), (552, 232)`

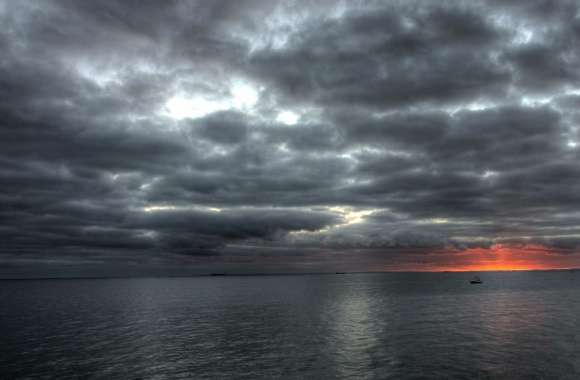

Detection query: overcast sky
(2, 0), (580, 277)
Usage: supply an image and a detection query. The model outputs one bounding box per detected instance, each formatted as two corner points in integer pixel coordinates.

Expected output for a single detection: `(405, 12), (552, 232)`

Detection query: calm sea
(1, 271), (580, 379)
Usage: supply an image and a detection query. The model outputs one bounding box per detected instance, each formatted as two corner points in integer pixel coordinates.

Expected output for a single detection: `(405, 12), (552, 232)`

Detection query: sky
(2, 0), (580, 277)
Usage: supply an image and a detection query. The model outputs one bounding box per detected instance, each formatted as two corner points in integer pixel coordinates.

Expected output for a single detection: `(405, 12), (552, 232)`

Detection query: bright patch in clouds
(277, 111), (300, 125)
(163, 82), (260, 120)
(142, 205), (222, 213)
(482, 170), (498, 178)
(164, 95), (228, 120)
(231, 82), (259, 109)
(329, 207), (377, 226)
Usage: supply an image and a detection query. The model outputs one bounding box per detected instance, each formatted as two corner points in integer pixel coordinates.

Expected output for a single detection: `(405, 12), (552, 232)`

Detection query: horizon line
(1, 267), (579, 280)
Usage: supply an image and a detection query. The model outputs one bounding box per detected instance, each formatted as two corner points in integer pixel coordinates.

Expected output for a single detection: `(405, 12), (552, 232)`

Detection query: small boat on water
(470, 275), (482, 284)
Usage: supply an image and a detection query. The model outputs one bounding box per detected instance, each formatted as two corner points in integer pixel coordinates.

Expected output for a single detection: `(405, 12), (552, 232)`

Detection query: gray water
(1, 271), (580, 379)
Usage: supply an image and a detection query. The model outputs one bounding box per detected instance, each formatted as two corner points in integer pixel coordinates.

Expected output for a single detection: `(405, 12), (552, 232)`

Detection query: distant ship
(470, 275), (482, 284)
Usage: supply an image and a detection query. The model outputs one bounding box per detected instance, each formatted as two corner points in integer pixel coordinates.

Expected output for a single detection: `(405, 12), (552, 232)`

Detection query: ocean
(1, 271), (579, 379)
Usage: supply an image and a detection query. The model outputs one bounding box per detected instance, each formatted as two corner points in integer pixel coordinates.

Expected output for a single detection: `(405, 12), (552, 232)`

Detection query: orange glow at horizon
(444, 244), (580, 272)
(377, 244), (580, 272)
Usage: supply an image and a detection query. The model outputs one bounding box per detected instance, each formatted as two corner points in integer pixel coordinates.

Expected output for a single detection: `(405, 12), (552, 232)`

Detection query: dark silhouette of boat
(470, 275), (482, 284)
(210, 273), (226, 277)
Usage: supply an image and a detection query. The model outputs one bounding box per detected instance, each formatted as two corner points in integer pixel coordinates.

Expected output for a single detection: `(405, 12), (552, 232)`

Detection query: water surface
(1, 271), (579, 379)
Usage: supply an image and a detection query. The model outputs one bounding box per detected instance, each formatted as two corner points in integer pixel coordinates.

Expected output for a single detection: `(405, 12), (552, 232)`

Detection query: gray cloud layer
(2, 0), (580, 274)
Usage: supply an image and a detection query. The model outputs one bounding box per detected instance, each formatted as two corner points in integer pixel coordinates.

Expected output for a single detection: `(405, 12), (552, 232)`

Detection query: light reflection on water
(328, 280), (377, 379)
(1, 271), (580, 379)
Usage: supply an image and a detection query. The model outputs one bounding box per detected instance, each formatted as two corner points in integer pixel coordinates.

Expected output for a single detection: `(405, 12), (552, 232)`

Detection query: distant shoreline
(1, 267), (578, 280)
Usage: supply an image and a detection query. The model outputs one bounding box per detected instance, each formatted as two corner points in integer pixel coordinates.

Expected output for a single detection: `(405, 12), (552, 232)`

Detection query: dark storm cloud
(248, 4), (510, 109)
(2, 0), (580, 275)
(0, 202), (339, 257)
(191, 111), (250, 145)
(130, 208), (339, 239)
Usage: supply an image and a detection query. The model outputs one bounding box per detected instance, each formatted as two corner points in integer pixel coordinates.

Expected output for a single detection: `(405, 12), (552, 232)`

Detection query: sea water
(1, 271), (579, 379)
